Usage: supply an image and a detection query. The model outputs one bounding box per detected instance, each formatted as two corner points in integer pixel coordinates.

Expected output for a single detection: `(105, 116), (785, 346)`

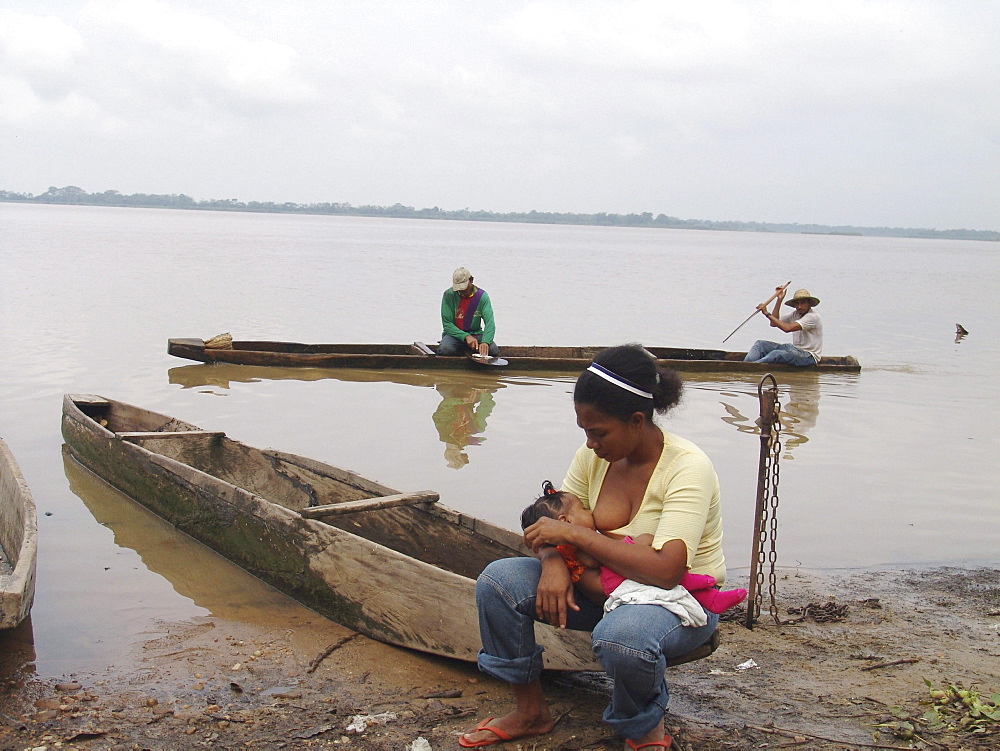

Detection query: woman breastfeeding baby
(521, 482), (745, 621)
(460, 345), (741, 750)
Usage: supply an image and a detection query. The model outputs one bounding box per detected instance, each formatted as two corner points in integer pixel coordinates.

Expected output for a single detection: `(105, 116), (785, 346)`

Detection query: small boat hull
(168, 338), (861, 373)
(0, 439), (38, 630)
(60, 395), (601, 669)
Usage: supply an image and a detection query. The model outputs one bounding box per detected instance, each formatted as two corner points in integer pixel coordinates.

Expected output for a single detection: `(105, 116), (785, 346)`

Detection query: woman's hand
(523, 516), (577, 552)
(535, 550), (579, 628)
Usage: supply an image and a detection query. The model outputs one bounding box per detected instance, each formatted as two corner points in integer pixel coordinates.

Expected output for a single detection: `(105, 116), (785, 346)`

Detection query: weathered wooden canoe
(1, 438), (38, 629)
(168, 338), (861, 373)
(63, 395), (720, 669)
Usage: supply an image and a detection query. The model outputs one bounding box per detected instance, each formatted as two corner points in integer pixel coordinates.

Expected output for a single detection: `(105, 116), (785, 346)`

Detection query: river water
(1, 203), (997, 675)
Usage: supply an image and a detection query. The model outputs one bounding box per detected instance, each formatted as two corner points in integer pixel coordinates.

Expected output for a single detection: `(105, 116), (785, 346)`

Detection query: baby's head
(520, 483), (595, 531)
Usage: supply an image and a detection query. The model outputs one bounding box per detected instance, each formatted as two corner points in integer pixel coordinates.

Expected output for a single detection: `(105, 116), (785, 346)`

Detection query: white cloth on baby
(603, 579), (708, 627)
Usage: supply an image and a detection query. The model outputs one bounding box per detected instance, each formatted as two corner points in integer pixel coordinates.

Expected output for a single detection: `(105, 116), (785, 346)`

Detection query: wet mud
(1, 567), (998, 750)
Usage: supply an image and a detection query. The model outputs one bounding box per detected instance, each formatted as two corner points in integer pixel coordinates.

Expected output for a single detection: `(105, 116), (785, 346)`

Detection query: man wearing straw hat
(743, 287), (823, 366)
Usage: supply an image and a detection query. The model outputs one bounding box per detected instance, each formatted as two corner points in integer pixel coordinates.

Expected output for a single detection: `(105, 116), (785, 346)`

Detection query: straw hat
(785, 289), (820, 307)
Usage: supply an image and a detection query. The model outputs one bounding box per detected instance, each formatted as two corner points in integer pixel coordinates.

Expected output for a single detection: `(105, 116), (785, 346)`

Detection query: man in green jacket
(438, 267), (499, 357)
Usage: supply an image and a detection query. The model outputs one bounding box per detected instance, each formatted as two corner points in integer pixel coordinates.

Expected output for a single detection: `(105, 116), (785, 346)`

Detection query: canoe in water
(167, 338), (861, 373)
(62, 395), (612, 667)
(0, 438), (38, 629)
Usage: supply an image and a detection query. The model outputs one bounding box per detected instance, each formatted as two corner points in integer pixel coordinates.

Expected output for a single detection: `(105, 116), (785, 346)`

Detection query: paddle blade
(470, 354), (508, 367)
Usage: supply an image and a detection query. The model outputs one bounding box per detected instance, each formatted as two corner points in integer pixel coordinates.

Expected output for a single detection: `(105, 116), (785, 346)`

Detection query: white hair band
(586, 363), (653, 399)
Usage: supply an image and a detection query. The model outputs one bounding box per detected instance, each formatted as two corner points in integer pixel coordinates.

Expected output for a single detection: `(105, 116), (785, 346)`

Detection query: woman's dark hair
(520, 491), (571, 529)
(573, 344), (683, 421)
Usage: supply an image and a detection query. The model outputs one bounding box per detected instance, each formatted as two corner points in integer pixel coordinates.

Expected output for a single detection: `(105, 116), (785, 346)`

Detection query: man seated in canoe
(438, 266), (499, 358)
(743, 287), (823, 366)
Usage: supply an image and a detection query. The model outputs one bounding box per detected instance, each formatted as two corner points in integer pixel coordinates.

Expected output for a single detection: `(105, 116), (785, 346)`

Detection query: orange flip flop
(458, 717), (548, 748)
(626, 735), (680, 750)
(458, 718), (513, 748)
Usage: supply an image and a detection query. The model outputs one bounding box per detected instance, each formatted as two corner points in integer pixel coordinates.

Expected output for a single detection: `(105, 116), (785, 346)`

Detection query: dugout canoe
(167, 338), (861, 373)
(0, 438), (38, 629)
(62, 395), (717, 669)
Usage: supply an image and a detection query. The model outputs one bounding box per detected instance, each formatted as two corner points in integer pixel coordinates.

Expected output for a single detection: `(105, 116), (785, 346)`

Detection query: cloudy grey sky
(1, 1), (997, 230)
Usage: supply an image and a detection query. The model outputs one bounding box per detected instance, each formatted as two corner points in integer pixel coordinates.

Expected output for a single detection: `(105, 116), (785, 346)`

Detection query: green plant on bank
(875, 680), (999, 744)
(922, 679), (1000, 733)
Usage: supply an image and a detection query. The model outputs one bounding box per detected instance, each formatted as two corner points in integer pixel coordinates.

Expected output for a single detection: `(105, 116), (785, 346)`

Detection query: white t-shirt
(783, 310), (823, 360)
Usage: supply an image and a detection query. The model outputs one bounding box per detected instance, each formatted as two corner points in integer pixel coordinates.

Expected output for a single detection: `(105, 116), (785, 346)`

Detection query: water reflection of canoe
(60, 395), (605, 668)
(0, 439), (37, 630)
(61, 448), (334, 621)
(168, 338), (861, 373)
(167, 362), (517, 391)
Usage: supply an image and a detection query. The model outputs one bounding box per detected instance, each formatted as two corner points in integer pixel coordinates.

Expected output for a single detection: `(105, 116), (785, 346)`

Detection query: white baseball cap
(452, 267), (472, 291)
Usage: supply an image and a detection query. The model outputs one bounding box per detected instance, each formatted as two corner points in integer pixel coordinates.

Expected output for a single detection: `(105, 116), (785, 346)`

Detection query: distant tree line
(2, 185), (996, 242)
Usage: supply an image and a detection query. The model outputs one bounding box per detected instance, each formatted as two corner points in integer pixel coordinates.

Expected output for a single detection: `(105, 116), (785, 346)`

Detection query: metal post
(745, 375), (778, 629)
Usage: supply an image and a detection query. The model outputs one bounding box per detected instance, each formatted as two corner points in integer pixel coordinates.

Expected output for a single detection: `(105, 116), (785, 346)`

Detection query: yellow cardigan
(561, 430), (727, 584)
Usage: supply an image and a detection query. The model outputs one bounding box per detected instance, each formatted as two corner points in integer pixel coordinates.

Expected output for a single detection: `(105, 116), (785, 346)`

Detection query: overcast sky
(1, 1), (997, 230)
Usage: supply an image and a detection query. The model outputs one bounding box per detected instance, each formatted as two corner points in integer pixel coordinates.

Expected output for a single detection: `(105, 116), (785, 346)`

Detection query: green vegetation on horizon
(2, 185), (996, 242)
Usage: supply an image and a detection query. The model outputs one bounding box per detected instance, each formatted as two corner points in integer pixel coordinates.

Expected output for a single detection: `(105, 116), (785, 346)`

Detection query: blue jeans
(744, 341), (816, 366)
(475, 557), (719, 740)
(437, 334), (499, 357)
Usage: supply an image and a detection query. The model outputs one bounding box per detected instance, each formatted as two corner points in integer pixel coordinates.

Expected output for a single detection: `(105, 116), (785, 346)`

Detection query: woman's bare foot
(459, 679), (555, 747)
(459, 707), (554, 747)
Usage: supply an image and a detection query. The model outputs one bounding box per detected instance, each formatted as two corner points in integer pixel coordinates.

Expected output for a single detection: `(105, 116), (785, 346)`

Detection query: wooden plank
(69, 394), (110, 406)
(118, 431), (226, 440)
(301, 491), (440, 519)
(666, 628), (719, 667)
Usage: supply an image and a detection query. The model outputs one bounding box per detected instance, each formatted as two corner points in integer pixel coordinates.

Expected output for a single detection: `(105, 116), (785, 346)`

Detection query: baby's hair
(520, 480), (570, 529)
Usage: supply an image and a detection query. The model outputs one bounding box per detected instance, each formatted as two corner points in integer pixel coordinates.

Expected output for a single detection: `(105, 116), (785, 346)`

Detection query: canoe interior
(74, 396), (202, 434)
(201, 341), (734, 360)
(71, 397), (524, 581)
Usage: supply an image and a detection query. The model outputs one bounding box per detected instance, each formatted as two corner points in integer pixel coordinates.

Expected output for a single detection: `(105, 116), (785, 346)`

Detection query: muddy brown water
(1, 203), (998, 688)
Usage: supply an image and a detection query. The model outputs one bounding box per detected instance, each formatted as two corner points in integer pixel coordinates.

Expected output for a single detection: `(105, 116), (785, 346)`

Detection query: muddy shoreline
(2, 566), (998, 750)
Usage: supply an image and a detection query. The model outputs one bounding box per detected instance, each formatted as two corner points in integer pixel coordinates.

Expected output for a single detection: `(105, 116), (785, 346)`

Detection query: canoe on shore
(167, 338), (861, 373)
(61, 395), (717, 669)
(1, 438), (38, 630)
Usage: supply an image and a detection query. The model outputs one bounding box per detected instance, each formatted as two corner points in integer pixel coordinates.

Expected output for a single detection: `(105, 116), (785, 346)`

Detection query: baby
(521, 482), (746, 613)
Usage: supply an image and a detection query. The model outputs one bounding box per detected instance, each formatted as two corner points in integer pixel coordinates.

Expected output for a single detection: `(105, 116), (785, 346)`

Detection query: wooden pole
(722, 281), (791, 343)
(301, 491), (439, 519)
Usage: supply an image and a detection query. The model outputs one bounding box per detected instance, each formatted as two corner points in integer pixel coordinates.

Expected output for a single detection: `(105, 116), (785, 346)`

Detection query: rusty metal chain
(741, 379), (851, 629)
(765, 390), (782, 624)
(785, 601), (849, 624)
(750, 378), (782, 626)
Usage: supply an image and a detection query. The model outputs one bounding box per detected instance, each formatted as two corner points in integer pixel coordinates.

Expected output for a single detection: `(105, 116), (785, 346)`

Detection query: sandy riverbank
(1, 566), (998, 750)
